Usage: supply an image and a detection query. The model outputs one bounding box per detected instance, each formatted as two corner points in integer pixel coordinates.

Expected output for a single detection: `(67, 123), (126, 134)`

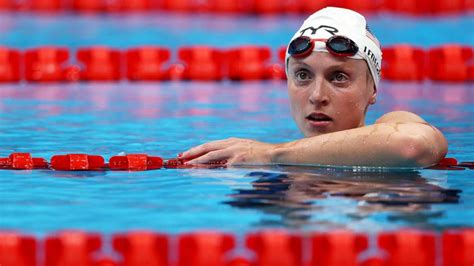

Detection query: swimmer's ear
(369, 85), (377, 105)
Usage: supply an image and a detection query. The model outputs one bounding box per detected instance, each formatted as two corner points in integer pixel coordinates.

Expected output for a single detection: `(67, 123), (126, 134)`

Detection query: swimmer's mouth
(306, 113), (333, 122)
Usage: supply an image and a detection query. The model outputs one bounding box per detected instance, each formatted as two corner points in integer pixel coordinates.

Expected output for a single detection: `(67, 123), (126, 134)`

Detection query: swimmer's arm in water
(180, 111), (447, 167)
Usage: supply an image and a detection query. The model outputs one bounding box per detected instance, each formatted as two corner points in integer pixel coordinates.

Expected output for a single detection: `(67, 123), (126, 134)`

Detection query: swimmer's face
(287, 52), (376, 137)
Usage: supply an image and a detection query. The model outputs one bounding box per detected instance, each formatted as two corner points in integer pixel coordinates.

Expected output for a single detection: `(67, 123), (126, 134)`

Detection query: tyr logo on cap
(299, 25), (338, 37)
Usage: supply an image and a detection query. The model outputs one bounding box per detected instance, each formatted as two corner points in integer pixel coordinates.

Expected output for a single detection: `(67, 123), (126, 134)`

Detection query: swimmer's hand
(179, 138), (276, 166)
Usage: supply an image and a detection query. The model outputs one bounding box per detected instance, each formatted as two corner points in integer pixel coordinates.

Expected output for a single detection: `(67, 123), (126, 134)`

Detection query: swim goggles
(288, 35), (359, 58)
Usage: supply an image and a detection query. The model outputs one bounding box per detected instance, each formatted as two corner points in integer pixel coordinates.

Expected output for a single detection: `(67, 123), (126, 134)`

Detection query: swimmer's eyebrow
(289, 59), (354, 72)
(288, 60), (312, 69)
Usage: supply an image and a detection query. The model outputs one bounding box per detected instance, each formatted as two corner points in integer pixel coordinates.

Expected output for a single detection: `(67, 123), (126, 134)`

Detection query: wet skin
(287, 52), (376, 137)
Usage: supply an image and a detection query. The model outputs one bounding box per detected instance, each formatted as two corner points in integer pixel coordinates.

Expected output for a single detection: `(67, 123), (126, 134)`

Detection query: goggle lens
(327, 35), (358, 56)
(288, 36), (312, 56)
(288, 35), (358, 58)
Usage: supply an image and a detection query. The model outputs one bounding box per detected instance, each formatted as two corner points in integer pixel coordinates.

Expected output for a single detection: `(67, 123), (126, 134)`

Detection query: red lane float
(428, 45), (473, 82)
(332, 0), (381, 13)
(382, 45), (426, 81)
(0, 47), (21, 82)
(0, 153), (470, 171)
(378, 229), (436, 266)
(50, 154), (105, 170)
(77, 47), (122, 81)
(72, 0), (106, 12)
(25, 0), (62, 11)
(267, 46), (287, 80)
(0, 45), (474, 82)
(0, 232), (36, 266)
(24, 47), (70, 82)
(94, 257), (119, 266)
(177, 231), (235, 266)
(106, 0), (155, 12)
(109, 154), (163, 170)
(0, 0), (13, 10)
(1, 229), (474, 265)
(45, 231), (102, 266)
(246, 230), (302, 266)
(458, 161), (474, 169)
(432, 0), (467, 14)
(113, 231), (169, 266)
(227, 46), (272, 81)
(161, 0), (197, 12)
(311, 231), (368, 266)
(0, 153), (47, 170)
(252, 0), (285, 14)
(178, 46), (224, 81)
(382, 0), (434, 14)
(126, 46), (170, 81)
(206, 0), (251, 13)
(443, 228), (474, 266)
(300, 1), (330, 14)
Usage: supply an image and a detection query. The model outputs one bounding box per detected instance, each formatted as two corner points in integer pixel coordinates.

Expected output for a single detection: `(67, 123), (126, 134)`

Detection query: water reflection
(224, 167), (461, 229)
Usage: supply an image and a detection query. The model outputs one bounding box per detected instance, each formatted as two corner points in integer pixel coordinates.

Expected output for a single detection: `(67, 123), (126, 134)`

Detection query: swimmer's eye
(294, 69), (312, 83)
(331, 71), (349, 84)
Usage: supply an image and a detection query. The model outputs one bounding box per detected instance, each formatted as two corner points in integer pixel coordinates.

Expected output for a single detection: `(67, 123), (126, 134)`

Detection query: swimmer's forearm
(270, 123), (447, 167)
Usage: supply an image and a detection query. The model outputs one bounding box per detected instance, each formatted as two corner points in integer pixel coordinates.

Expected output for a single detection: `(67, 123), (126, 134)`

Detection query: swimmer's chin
(302, 128), (333, 138)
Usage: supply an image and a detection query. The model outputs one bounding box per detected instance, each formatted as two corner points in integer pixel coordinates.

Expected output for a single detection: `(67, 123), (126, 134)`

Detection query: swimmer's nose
(309, 78), (330, 107)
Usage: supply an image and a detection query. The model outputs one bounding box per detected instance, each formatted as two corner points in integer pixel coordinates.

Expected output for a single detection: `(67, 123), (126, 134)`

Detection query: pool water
(0, 12), (473, 236)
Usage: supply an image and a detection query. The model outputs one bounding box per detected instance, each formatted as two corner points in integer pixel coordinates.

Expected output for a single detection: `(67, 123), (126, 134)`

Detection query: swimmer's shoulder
(374, 111), (427, 124)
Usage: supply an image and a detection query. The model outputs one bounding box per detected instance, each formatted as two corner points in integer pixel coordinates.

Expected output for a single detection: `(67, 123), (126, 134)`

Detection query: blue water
(0, 13), (474, 236)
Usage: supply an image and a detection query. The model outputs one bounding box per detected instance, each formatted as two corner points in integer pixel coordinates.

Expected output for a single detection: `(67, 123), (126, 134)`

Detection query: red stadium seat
(77, 47), (122, 81)
(113, 231), (169, 266)
(126, 46), (170, 81)
(427, 45), (473, 82)
(0, 47), (21, 82)
(311, 231), (369, 266)
(178, 46), (224, 81)
(246, 230), (303, 266)
(378, 229), (436, 266)
(227, 46), (272, 80)
(0, 232), (36, 266)
(24, 47), (70, 82)
(382, 45), (426, 81)
(442, 229), (474, 266)
(45, 231), (102, 266)
(177, 231), (235, 266)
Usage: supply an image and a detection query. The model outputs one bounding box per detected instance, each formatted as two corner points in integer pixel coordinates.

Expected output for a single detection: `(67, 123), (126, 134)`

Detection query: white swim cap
(286, 7), (382, 88)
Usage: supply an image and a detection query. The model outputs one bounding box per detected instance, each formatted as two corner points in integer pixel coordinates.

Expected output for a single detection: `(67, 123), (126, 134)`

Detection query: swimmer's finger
(180, 139), (233, 159)
(185, 149), (232, 165)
